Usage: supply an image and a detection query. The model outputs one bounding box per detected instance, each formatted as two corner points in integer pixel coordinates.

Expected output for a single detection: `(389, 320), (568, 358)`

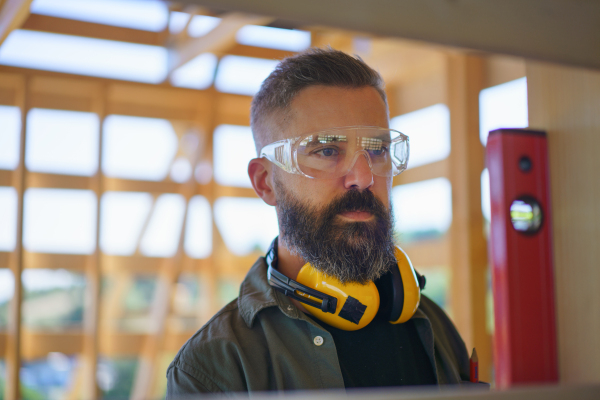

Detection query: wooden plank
(0, 331), (200, 358)
(187, 0), (600, 70)
(27, 172), (93, 190)
(101, 255), (164, 275)
(79, 84), (104, 400)
(130, 116), (207, 400)
(0, 170), (12, 186)
(23, 252), (89, 271)
(103, 178), (182, 194)
(108, 82), (209, 110)
(485, 55), (526, 89)
(446, 53), (492, 382)
(163, 330), (198, 353)
(392, 70), (446, 116)
(527, 61), (600, 384)
(4, 72), (26, 400)
(0, 0), (33, 46)
(169, 12), (274, 73)
(21, 330), (83, 360)
(0, 86), (16, 105)
(363, 39), (447, 87)
(214, 112), (250, 127)
(216, 92), (252, 119)
(401, 238), (449, 268)
(393, 159), (449, 187)
(99, 332), (145, 356)
(103, 177), (255, 198)
(0, 252), (9, 268)
(21, 13), (161, 46)
(0, 71), (24, 91)
(107, 102), (200, 121)
(225, 43), (294, 61)
(29, 93), (94, 112)
(215, 185), (257, 198)
(30, 75), (102, 99)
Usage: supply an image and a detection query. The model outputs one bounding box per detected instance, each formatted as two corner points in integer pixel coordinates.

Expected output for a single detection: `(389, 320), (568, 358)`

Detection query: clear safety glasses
(260, 126), (409, 179)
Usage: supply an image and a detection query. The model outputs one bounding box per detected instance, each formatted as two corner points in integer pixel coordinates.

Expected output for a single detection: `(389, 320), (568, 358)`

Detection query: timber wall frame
(0, 5), (540, 398)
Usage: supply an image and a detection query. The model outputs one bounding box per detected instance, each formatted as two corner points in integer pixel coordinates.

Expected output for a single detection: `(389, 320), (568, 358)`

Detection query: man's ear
(248, 158), (277, 206)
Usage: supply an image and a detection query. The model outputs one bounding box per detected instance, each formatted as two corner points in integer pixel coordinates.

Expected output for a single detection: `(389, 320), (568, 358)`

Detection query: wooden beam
(446, 53), (492, 382)
(0, 170), (11, 186)
(0, 0), (33, 47)
(130, 115), (208, 400)
(0, 71), (23, 105)
(184, 0), (600, 70)
(169, 12), (273, 74)
(393, 159), (449, 186)
(79, 84), (105, 400)
(0, 330), (200, 359)
(4, 72), (25, 400)
(226, 43), (294, 61)
(21, 13), (162, 46)
(398, 238), (449, 268)
(24, 252), (89, 271)
(27, 172), (93, 190)
(485, 55), (526, 89)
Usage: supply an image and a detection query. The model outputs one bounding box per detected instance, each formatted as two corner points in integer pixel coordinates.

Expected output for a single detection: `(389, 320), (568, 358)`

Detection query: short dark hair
(250, 47), (387, 153)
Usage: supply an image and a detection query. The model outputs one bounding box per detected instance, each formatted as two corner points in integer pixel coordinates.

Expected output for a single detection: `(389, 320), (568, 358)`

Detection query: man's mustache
(324, 189), (389, 220)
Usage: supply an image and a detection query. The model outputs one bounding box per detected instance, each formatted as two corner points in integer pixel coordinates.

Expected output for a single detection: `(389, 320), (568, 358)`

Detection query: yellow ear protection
(266, 238), (426, 331)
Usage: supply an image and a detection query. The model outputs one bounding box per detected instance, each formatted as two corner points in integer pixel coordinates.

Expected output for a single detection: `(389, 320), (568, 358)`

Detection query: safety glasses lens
(295, 129), (408, 178)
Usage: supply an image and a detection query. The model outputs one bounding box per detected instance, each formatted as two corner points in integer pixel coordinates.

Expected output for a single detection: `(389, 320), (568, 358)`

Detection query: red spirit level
(487, 128), (558, 388)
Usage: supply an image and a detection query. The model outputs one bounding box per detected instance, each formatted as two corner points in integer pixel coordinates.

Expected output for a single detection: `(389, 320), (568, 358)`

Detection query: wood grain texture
(446, 54), (492, 382)
(527, 61), (600, 384)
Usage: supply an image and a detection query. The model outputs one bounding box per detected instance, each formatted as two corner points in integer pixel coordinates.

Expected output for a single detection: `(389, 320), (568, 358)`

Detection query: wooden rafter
(168, 12), (274, 75)
(21, 13), (162, 46)
(0, 0), (33, 46)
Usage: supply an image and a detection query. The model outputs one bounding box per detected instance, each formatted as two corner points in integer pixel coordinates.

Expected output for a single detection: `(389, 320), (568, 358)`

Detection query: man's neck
(276, 240), (309, 313)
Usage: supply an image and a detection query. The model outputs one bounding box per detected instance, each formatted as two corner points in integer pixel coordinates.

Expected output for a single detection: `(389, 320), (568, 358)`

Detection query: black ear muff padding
(375, 262), (404, 322)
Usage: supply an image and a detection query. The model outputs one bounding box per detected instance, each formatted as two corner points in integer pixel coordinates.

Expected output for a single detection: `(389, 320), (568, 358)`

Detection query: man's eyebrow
(303, 134), (347, 145)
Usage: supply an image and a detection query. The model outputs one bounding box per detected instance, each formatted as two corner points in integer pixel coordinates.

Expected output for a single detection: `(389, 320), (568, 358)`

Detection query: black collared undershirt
(310, 315), (437, 388)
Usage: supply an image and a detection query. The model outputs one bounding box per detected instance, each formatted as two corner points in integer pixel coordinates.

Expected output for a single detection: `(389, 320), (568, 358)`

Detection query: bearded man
(166, 48), (472, 397)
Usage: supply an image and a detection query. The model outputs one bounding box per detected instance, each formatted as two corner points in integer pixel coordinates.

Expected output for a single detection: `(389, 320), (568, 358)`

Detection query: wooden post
(446, 53), (492, 382)
(79, 83), (106, 400)
(130, 94), (216, 399)
(5, 74), (26, 400)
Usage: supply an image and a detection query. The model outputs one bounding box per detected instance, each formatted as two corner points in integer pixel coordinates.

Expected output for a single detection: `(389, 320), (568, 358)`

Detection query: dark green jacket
(166, 257), (471, 397)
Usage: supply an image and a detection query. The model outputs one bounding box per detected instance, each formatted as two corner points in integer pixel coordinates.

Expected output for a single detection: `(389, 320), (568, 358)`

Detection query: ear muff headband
(268, 265), (338, 313)
(266, 241), (338, 314)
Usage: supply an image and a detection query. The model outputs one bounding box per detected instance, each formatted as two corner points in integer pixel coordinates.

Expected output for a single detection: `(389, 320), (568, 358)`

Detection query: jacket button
(313, 336), (324, 346)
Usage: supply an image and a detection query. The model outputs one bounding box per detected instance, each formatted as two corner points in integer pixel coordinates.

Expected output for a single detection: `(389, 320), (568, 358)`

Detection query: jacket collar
(238, 254), (304, 328)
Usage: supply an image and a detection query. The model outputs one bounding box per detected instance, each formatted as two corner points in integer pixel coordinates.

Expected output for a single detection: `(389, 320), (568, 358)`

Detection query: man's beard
(275, 179), (397, 284)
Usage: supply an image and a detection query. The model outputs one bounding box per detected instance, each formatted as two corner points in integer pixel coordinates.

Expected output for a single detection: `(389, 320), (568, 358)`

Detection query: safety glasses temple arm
(260, 139), (295, 173)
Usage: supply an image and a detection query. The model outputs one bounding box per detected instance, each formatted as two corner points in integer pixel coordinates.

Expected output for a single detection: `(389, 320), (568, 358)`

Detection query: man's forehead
(269, 86), (389, 141)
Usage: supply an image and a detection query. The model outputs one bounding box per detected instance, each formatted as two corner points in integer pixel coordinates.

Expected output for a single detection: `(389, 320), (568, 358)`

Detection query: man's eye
(369, 147), (388, 156)
(314, 147), (339, 157)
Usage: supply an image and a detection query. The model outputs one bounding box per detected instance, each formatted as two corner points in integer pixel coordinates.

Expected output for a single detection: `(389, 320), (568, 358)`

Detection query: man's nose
(344, 152), (374, 190)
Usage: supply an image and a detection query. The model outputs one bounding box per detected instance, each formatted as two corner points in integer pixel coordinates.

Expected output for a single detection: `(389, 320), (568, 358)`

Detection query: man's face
(272, 85), (397, 283)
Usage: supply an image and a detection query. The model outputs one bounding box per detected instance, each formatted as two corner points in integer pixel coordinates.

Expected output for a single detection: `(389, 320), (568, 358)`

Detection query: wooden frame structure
(0, 3), (536, 399)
